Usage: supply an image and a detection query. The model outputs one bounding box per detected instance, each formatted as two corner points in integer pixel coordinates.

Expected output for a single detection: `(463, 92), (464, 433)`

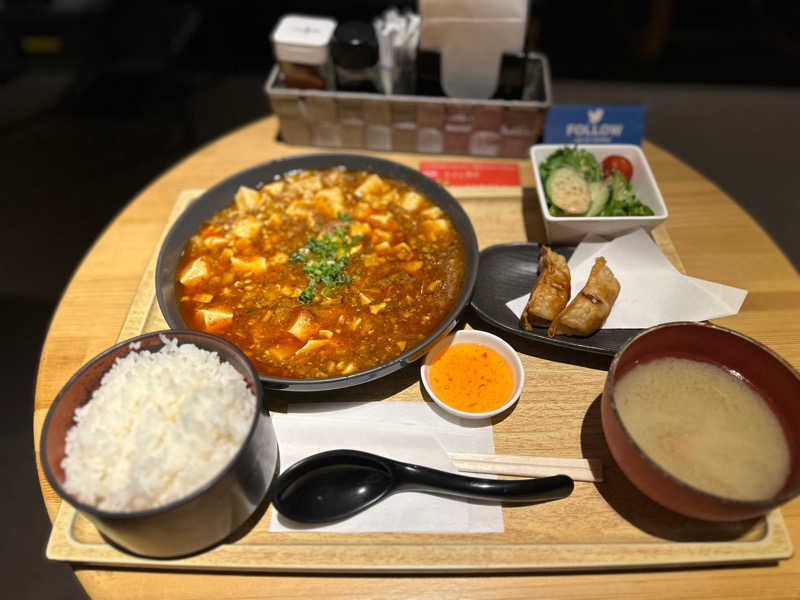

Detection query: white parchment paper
(506, 229), (747, 329)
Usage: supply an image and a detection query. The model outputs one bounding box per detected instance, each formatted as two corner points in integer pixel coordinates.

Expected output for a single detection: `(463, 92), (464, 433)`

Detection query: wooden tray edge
(117, 189), (203, 341)
(44, 188), (793, 573)
(46, 500), (794, 573)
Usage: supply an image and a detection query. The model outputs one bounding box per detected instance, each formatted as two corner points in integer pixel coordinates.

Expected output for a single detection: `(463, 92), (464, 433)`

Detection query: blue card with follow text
(544, 105), (646, 145)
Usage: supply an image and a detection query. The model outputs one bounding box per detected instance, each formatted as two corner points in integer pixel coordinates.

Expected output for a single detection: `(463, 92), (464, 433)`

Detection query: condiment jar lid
(330, 22), (379, 70)
(271, 14), (337, 65)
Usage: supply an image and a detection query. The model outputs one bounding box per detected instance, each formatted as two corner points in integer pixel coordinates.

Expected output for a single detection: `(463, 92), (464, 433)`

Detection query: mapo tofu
(176, 168), (466, 379)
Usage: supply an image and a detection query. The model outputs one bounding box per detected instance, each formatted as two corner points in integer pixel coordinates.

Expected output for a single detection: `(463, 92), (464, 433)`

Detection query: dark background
(2, 1), (799, 597)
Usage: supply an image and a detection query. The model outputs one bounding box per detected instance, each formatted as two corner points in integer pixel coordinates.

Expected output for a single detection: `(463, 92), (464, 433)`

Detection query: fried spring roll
(548, 257), (620, 337)
(520, 246), (571, 329)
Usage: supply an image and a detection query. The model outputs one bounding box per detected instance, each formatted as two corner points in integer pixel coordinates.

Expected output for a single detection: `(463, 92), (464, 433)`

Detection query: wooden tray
(45, 189), (794, 573)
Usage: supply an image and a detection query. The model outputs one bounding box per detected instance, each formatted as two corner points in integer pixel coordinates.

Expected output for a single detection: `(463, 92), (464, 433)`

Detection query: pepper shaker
(330, 22), (380, 93)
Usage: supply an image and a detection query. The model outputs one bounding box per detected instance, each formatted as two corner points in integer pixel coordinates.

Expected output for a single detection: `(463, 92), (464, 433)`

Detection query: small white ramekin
(421, 329), (525, 420)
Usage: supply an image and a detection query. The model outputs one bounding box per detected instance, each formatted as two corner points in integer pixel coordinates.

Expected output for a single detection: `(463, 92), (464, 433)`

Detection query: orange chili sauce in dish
(428, 343), (514, 413)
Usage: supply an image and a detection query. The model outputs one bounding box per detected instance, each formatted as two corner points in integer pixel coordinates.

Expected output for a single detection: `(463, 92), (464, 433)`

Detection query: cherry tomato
(602, 155), (634, 181)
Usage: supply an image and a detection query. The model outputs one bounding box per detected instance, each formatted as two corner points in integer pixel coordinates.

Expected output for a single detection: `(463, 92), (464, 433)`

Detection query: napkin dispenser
(418, 0), (529, 99)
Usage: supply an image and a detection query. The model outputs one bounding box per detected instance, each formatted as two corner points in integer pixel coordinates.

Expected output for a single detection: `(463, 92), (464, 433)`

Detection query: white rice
(61, 336), (256, 512)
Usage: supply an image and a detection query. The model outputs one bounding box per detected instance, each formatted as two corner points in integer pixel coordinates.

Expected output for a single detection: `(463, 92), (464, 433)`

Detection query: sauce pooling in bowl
(614, 357), (791, 502)
(428, 343), (514, 413)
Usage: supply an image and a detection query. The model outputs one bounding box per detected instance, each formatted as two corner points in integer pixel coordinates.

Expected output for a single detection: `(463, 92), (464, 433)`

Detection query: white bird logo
(587, 108), (604, 124)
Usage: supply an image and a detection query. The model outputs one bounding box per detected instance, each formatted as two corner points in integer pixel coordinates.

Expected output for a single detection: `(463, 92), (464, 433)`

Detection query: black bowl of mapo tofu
(156, 154), (479, 391)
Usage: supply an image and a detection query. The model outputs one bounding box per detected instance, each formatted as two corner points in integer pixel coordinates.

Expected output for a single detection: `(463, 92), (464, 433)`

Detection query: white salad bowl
(531, 144), (668, 244)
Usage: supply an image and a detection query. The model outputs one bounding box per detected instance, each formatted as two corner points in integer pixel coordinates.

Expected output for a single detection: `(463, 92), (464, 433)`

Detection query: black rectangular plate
(470, 242), (640, 357)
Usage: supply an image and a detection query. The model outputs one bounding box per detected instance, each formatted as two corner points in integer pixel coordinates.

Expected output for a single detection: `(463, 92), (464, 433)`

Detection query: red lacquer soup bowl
(602, 321), (800, 522)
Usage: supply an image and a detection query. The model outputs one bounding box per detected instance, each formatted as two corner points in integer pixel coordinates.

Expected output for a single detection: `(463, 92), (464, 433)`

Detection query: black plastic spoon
(272, 449), (574, 524)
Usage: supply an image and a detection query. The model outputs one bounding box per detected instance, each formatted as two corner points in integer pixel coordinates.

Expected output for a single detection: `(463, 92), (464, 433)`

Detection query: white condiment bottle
(271, 15), (337, 90)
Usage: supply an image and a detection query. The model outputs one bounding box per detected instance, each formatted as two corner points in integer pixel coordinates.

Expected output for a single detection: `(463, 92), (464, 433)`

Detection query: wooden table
(34, 116), (800, 599)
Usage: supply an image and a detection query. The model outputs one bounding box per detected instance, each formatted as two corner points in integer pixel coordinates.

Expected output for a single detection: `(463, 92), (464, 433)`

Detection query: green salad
(539, 146), (654, 217)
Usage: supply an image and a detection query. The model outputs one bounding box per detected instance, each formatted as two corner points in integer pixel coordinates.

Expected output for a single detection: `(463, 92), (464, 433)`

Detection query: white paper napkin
(507, 229), (747, 329)
(269, 401), (503, 534)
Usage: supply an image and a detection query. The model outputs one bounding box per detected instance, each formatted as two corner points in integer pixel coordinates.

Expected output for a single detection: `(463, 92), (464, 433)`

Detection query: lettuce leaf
(540, 147), (603, 183)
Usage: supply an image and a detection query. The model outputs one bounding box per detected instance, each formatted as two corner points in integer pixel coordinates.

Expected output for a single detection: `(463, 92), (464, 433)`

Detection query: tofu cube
(291, 175), (322, 194)
(352, 202), (371, 219)
(288, 310), (317, 342)
(235, 186), (263, 211)
(262, 180), (286, 197)
(197, 307), (233, 332)
(232, 216), (262, 239)
(314, 187), (345, 218)
(401, 260), (424, 273)
(179, 257), (208, 286)
(231, 256), (267, 273)
(286, 200), (312, 217)
(421, 218), (452, 242)
(203, 236), (227, 248)
(269, 343), (296, 360)
(349, 221), (372, 237)
(368, 213), (395, 228)
(372, 229), (393, 243)
(355, 174), (384, 197)
(399, 191), (424, 211)
(363, 254), (379, 267)
(421, 206), (444, 219)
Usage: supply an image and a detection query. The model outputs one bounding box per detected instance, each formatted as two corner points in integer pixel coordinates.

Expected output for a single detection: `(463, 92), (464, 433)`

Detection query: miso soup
(614, 357), (791, 502)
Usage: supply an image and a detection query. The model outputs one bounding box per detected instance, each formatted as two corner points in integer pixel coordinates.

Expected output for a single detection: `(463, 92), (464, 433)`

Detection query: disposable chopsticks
(449, 452), (603, 483)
